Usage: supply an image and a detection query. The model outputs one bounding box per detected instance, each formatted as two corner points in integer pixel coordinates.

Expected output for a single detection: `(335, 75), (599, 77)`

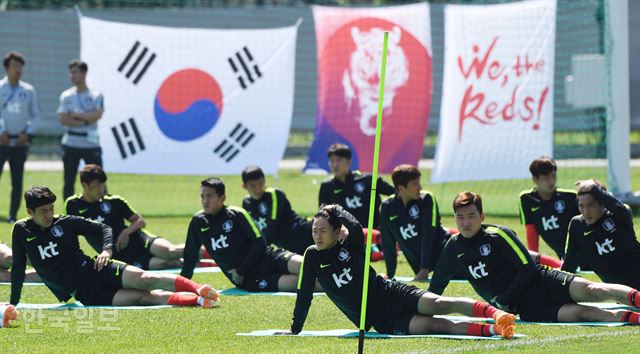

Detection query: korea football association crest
(354, 182), (365, 193)
(554, 200), (565, 214)
(602, 218), (616, 232)
(222, 220), (234, 233)
(258, 279), (268, 289)
(479, 244), (491, 256)
(100, 201), (112, 214)
(51, 226), (64, 238)
(338, 248), (351, 262)
(408, 205), (420, 219)
(259, 202), (268, 216)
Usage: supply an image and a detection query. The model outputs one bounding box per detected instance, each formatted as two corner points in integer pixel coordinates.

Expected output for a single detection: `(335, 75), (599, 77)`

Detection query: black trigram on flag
(111, 118), (146, 159)
(227, 46), (262, 89)
(213, 123), (255, 162)
(118, 41), (156, 85)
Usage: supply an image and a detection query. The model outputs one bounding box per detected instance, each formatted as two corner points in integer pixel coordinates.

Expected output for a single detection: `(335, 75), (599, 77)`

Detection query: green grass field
(0, 166), (639, 353)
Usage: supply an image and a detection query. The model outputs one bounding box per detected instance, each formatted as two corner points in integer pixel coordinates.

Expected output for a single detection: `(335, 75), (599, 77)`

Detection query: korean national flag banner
(305, 4), (432, 173)
(432, 0), (556, 182)
(80, 16), (297, 175)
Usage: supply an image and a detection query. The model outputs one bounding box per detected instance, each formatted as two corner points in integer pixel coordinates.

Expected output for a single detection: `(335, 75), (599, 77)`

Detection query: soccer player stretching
(182, 178), (315, 292)
(518, 157), (578, 263)
(563, 179), (640, 290)
(430, 192), (640, 324)
(11, 186), (218, 308)
(379, 164), (456, 281)
(66, 165), (183, 270)
(287, 205), (516, 338)
(241, 165), (313, 255)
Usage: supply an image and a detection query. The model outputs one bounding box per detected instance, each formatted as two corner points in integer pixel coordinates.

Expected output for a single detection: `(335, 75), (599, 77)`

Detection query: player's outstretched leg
(148, 257), (183, 270)
(121, 266), (219, 302)
(557, 303), (639, 324)
(416, 292), (515, 338)
(563, 276), (640, 324)
(408, 315), (513, 338)
(569, 276), (640, 308)
(149, 237), (184, 260)
(112, 289), (217, 308)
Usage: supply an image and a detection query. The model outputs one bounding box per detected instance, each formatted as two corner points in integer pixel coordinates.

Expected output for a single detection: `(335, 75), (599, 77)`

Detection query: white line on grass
(407, 329), (640, 353)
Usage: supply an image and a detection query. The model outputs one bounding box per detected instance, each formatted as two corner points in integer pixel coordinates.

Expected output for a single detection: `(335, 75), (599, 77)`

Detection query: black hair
(25, 186), (57, 210)
(241, 165), (265, 184)
(80, 164), (107, 185)
(201, 177), (225, 196)
(314, 204), (342, 231)
(68, 59), (88, 73)
(3, 51), (25, 69)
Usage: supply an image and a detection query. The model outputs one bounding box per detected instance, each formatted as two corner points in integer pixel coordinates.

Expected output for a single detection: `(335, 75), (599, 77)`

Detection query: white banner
(80, 16), (297, 175)
(432, 0), (556, 182)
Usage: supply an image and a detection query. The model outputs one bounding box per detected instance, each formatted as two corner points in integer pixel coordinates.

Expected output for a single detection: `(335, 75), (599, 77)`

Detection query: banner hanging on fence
(305, 4), (432, 173)
(431, 0), (556, 182)
(80, 16), (297, 175)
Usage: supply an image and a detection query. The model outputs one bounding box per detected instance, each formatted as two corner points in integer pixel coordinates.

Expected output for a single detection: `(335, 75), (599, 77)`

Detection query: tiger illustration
(342, 26), (409, 136)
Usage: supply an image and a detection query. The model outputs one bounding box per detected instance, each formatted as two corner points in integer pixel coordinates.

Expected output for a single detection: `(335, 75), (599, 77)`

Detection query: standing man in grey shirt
(0, 52), (40, 223)
(58, 59), (104, 200)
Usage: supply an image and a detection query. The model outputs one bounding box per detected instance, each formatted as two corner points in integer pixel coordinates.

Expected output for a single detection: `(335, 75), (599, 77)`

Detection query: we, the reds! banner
(305, 4), (432, 173)
(432, 0), (556, 182)
(80, 16), (297, 175)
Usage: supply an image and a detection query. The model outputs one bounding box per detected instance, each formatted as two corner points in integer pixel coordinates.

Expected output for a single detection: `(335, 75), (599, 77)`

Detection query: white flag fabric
(80, 16), (297, 175)
(432, 0), (556, 182)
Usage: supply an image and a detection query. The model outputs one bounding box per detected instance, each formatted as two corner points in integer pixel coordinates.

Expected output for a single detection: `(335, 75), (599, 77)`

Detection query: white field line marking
(404, 329), (640, 353)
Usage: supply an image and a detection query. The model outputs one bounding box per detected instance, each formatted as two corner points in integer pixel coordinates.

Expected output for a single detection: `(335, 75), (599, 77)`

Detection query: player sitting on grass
(182, 177), (319, 292)
(318, 143), (395, 261)
(429, 191), (640, 324)
(11, 186), (219, 308)
(379, 164), (458, 281)
(285, 204), (516, 338)
(0, 242), (40, 282)
(519, 157), (579, 264)
(241, 165), (313, 255)
(562, 179), (640, 290)
(66, 164), (184, 270)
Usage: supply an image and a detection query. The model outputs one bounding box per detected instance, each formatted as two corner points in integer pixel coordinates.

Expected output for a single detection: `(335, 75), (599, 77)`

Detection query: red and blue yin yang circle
(154, 69), (223, 141)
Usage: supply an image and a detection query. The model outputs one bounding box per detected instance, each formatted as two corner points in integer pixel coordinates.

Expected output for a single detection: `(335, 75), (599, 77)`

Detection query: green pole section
(357, 31), (389, 354)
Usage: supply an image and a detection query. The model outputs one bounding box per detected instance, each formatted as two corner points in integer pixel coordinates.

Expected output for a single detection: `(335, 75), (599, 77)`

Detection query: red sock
(466, 323), (492, 337)
(174, 276), (201, 294)
(472, 302), (498, 319)
(167, 293), (198, 306)
(628, 290), (639, 307)
(538, 255), (563, 268)
(621, 311), (640, 324)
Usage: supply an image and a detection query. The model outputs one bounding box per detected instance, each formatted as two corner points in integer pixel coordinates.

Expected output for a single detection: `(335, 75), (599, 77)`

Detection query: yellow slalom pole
(357, 31), (389, 354)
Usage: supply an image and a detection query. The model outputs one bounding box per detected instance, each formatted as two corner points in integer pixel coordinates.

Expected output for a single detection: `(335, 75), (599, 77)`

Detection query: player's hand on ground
(94, 250), (112, 271)
(228, 269), (244, 286)
(116, 230), (131, 251)
(413, 268), (430, 282)
(15, 133), (29, 147)
(0, 133), (9, 145)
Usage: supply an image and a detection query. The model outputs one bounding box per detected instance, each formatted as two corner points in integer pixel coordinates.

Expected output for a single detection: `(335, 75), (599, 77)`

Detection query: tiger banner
(304, 3), (433, 173)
